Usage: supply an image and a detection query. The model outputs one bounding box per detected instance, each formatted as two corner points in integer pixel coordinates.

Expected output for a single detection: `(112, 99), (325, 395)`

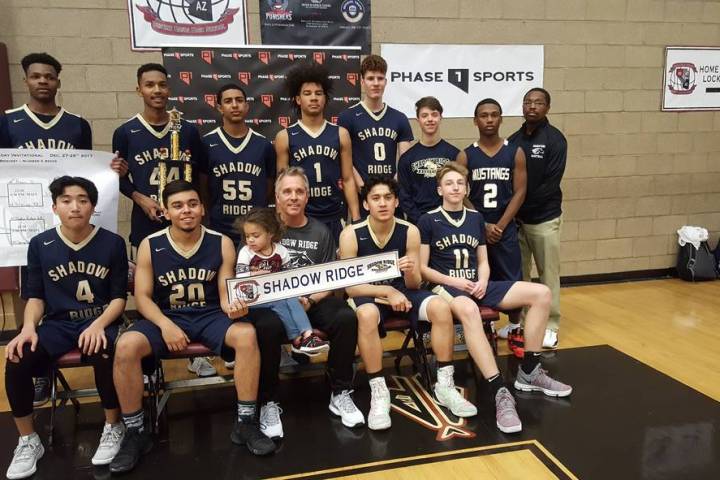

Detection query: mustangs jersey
(21, 227), (128, 323)
(397, 140), (460, 223)
(147, 226), (222, 315)
(0, 104), (91, 149)
(113, 114), (203, 246)
(288, 120), (344, 221)
(351, 217), (410, 289)
(418, 207), (486, 281)
(338, 102), (413, 182)
(201, 127), (276, 240)
(466, 140), (515, 224)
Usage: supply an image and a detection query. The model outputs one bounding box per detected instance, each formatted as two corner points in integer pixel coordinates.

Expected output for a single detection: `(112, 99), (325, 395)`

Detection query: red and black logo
(259, 51), (271, 65)
(313, 52), (325, 65)
(179, 71), (192, 85)
(261, 94), (273, 108)
(278, 116), (290, 128)
(331, 115), (339, 124)
(347, 73), (359, 86)
(204, 94), (216, 107)
(238, 72), (251, 85)
(201, 50), (213, 65)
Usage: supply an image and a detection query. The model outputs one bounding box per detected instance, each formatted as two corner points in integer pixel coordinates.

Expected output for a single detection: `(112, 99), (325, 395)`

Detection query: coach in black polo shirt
(507, 88), (566, 349)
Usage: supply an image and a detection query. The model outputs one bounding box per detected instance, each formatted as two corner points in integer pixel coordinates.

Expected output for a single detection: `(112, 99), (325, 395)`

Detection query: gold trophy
(158, 108), (192, 209)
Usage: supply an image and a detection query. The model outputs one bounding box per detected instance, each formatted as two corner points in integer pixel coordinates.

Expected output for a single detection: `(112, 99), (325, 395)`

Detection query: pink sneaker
(495, 387), (522, 433)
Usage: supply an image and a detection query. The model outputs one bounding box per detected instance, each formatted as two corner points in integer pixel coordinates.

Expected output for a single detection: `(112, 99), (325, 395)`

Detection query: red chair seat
(384, 318), (411, 330)
(162, 342), (214, 359)
(55, 349), (83, 368)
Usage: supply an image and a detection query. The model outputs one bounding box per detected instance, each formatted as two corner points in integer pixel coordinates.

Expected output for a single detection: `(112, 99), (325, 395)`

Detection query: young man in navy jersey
(275, 62), (360, 242)
(4, 177), (128, 479)
(418, 162), (572, 434)
(457, 98), (527, 358)
(398, 96), (460, 224)
(338, 176), (476, 431)
(337, 55), (413, 198)
(201, 83), (276, 247)
(110, 180), (275, 474)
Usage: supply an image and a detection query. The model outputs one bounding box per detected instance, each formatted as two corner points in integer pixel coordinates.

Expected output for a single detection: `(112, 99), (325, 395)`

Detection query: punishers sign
(380, 44), (544, 118)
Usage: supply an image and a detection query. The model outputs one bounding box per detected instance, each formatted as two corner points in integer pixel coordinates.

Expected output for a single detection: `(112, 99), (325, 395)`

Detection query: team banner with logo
(0, 149), (119, 267)
(127, 0), (249, 51)
(163, 47), (361, 137)
(662, 47), (720, 111)
(260, 0), (371, 54)
(227, 251), (399, 305)
(380, 44), (544, 118)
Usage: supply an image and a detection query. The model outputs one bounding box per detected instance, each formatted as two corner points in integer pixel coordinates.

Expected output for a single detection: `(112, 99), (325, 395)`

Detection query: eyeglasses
(522, 100), (547, 107)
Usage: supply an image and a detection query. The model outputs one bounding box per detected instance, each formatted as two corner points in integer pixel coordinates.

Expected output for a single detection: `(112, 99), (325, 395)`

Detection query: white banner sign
(0, 149), (119, 267)
(380, 44), (544, 118)
(127, 0), (249, 51)
(662, 47), (720, 111)
(227, 252), (399, 306)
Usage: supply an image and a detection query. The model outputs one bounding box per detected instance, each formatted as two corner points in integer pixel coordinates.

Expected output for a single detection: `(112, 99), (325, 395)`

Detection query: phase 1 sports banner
(163, 47), (361, 138)
(260, 0), (371, 54)
(380, 44), (544, 118)
(662, 47), (720, 111)
(227, 251), (399, 305)
(127, 0), (249, 51)
(0, 149), (119, 267)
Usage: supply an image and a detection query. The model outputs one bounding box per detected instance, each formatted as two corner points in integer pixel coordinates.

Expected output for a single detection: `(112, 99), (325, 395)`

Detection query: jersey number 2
(483, 184), (498, 208)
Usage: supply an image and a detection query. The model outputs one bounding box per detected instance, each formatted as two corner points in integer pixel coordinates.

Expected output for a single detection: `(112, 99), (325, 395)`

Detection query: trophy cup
(158, 108), (192, 209)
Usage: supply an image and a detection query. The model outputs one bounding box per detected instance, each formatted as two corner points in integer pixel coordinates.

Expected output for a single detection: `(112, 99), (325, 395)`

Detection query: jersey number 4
(76, 280), (95, 303)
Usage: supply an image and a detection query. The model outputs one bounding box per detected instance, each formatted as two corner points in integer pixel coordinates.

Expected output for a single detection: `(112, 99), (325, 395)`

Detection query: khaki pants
(518, 216), (562, 332)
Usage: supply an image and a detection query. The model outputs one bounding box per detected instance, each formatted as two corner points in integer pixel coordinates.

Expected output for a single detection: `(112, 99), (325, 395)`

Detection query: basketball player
(110, 180), (275, 474)
(201, 83), (276, 246)
(4, 177), (128, 479)
(337, 54), (413, 194)
(458, 98), (527, 358)
(397, 96), (460, 224)
(276, 62), (360, 242)
(338, 176), (477, 431)
(418, 162), (572, 434)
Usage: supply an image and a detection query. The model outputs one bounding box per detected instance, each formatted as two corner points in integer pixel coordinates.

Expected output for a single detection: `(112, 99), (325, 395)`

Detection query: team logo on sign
(367, 259), (395, 273)
(259, 51), (271, 64)
(204, 94), (216, 107)
(340, 0), (365, 23)
(233, 280), (260, 304)
(201, 50), (213, 65)
(667, 62), (697, 95)
(265, 0), (292, 20)
(261, 94), (274, 108)
(313, 52), (326, 64)
(238, 72), (251, 85)
(179, 71), (192, 85)
(347, 73), (358, 86)
(135, 1), (240, 37)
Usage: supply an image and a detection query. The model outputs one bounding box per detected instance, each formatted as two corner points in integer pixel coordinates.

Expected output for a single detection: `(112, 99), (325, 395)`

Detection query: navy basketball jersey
(0, 104), (91, 149)
(397, 140), (460, 223)
(466, 140), (515, 224)
(288, 120), (344, 221)
(202, 127), (276, 241)
(147, 226), (222, 315)
(113, 114), (203, 247)
(21, 226), (128, 323)
(351, 217), (410, 288)
(338, 102), (413, 183)
(418, 207), (486, 281)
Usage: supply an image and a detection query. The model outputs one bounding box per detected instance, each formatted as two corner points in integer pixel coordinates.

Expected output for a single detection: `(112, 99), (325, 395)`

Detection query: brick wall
(1, 0), (719, 281)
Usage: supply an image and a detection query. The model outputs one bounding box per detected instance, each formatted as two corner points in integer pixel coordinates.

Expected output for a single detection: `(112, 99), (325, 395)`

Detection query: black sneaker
(33, 377), (50, 407)
(230, 419), (276, 456)
(108, 428), (152, 474)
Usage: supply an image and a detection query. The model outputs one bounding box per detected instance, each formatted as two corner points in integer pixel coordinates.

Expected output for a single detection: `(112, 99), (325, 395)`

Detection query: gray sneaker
(514, 364), (572, 397)
(6, 434), (44, 479)
(495, 387), (522, 433)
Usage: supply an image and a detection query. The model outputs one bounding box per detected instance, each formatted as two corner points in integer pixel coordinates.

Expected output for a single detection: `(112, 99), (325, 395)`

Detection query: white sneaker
(187, 357), (217, 377)
(434, 366), (477, 418)
(91, 422), (125, 466)
(329, 390), (365, 428)
(260, 401), (283, 439)
(224, 361), (235, 369)
(367, 378), (391, 431)
(542, 329), (558, 349)
(6, 434), (44, 479)
(497, 323), (521, 340)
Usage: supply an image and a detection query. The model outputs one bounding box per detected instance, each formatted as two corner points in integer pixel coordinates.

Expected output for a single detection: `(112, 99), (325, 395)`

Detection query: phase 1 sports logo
(390, 69), (536, 93)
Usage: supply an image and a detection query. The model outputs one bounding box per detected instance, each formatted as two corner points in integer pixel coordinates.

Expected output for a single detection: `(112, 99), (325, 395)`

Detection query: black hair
(360, 175), (399, 201)
(137, 63), (168, 83)
(415, 96), (443, 116)
(235, 208), (284, 244)
(474, 98), (502, 117)
(285, 62), (332, 112)
(49, 176), (98, 206)
(161, 179), (199, 207)
(21, 53), (62, 75)
(216, 83), (247, 105)
(524, 87), (551, 105)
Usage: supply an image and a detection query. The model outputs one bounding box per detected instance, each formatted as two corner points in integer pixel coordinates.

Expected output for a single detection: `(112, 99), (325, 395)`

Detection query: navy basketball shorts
(431, 281), (515, 310)
(487, 220), (522, 282)
(37, 318), (121, 359)
(347, 287), (437, 331)
(126, 308), (235, 363)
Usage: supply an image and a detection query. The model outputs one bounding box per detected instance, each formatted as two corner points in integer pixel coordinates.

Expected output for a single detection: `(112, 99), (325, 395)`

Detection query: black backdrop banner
(260, 0), (371, 54)
(162, 47), (361, 138)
